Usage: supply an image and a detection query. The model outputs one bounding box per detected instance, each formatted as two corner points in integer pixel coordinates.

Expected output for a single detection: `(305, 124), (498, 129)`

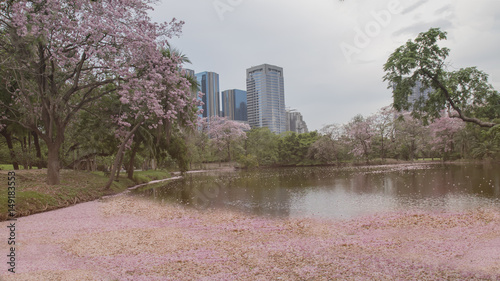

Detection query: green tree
(245, 127), (279, 166)
(472, 139), (500, 160)
(1, 0), (189, 185)
(471, 128), (500, 160)
(318, 123), (352, 163)
(64, 92), (120, 171)
(393, 113), (427, 161)
(278, 131), (319, 165)
(307, 135), (338, 164)
(186, 127), (211, 168)
(383, 28), (500, 128)
(372, 106), (396, 160)
(164, 130), (190, 172)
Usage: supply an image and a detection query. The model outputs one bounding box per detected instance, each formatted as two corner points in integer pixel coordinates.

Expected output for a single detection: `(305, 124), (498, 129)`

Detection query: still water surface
(133, 163), (500, 219)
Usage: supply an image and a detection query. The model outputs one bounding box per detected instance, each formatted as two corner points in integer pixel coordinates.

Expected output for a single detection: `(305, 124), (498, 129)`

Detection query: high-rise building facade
(408, 80), (432, 106)
(196, 71), (220, 118)
(222, 89), (247, 121)
(184, 69), (195, 78)
(286, 109), (309, 134)
(183, 68), (198, 98)
(246, 64), (286, 134)
(393, 81), (432, 109)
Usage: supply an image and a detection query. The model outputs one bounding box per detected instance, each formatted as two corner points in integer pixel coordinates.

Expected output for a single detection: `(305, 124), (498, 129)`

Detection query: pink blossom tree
(307, 135), (338, 164)
(309, 123), (347, 164)
(104, 50), (201, 188)
(345, 115), (375, 162)
(428, 113), (465, 158)
(0, 0), (196, 185)
(372, 106), (396, 159)
(205, 116), (250, 162)
(393, 112), (427, 160)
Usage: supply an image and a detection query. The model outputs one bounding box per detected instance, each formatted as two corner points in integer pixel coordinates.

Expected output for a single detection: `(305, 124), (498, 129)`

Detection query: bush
(238, 154), (259, 169)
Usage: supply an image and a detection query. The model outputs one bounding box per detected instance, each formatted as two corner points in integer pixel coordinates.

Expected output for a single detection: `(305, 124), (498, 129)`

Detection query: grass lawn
(0, 164), (38, 170)
(0, 168), (171, 221)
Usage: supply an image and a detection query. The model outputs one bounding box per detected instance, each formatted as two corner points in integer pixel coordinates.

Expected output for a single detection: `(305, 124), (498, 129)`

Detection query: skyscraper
(183, 68), (198, 98)
(246, 64), (286, 134)
(184, 68), (195, 78)
(222, 89), (247, 122)
(393, 81), (432, 109)
(196, 71), (220, 118)
(408, 80), (432, 107)
(286, 109), (309, 134)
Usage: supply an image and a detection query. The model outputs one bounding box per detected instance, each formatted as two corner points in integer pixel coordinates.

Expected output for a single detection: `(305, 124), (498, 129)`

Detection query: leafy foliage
(245, 127), (279, 166)
(384, 28), (499, 128)
(278, 131), (319, 165)
(205, 116), (250, 162)
(0, 0), (199, 184)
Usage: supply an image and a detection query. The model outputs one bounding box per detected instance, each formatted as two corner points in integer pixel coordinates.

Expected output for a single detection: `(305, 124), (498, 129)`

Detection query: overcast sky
(149, 0), (500, 131)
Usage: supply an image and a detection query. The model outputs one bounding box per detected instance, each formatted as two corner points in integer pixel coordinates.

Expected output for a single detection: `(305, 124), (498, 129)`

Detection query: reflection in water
(133, 163), (500, 219)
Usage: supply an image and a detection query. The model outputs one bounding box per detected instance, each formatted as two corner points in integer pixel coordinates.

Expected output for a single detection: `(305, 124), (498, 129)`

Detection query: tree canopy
(0, 0), (198, 184)
(383, 28), (500, 128)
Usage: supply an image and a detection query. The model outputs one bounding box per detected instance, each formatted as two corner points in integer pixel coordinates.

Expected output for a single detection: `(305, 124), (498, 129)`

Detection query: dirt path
(1, 194), (499, 280)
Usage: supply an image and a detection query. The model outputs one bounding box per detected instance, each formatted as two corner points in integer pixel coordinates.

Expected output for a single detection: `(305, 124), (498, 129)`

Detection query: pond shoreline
(136, 161), (500, 220)
(0, 169), (170, 221)
(0, 166), (240, 222)
(1, 160), (493, 221)
(236, 159), (499, 170)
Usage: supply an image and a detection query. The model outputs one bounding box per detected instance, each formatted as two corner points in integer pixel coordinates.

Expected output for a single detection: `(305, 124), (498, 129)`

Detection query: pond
(132, 163), (500, 219)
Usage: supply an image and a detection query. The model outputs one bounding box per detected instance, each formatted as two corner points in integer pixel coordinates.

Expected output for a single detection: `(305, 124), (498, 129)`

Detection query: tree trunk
(381, 135), (385, 160)
(127, 141), (140, 180)
(106, 121), (142, 189)
(107, 150), (125, 189)
(0, 129), (19, 170)
(18, 137), (28, 170)
(409, 140), (415, 161)
(47, 143), (61, 185)
(32, 132), (43, 169)
(27, 134), (32, 169)
(425, 70), (497, 128)
(116, 153), (124, 179)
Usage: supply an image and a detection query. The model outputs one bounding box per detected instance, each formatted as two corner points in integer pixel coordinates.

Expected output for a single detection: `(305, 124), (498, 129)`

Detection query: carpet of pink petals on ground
(1, 195), (500, 280)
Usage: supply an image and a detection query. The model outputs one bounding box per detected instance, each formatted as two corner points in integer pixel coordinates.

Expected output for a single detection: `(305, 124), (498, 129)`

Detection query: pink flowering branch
(0, 0), (192, 185)
(346, 116), (375, 161)
(428, 112), (465, 154)
(206, 116), (250, 161)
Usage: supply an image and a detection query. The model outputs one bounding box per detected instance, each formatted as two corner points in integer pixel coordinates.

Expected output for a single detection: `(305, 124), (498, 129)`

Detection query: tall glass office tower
(286, 109), (309, 134)
(183, 68), (198, 98)
(246, 64), (286, 134)
(195, 71), (220, 118)
(222, 89), (247, 121)
(408, 81), (432, 107)
(393, 81), (433, 110)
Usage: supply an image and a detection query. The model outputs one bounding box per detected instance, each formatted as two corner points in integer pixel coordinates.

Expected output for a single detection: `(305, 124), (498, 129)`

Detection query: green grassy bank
(0, 168), (171, 221)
